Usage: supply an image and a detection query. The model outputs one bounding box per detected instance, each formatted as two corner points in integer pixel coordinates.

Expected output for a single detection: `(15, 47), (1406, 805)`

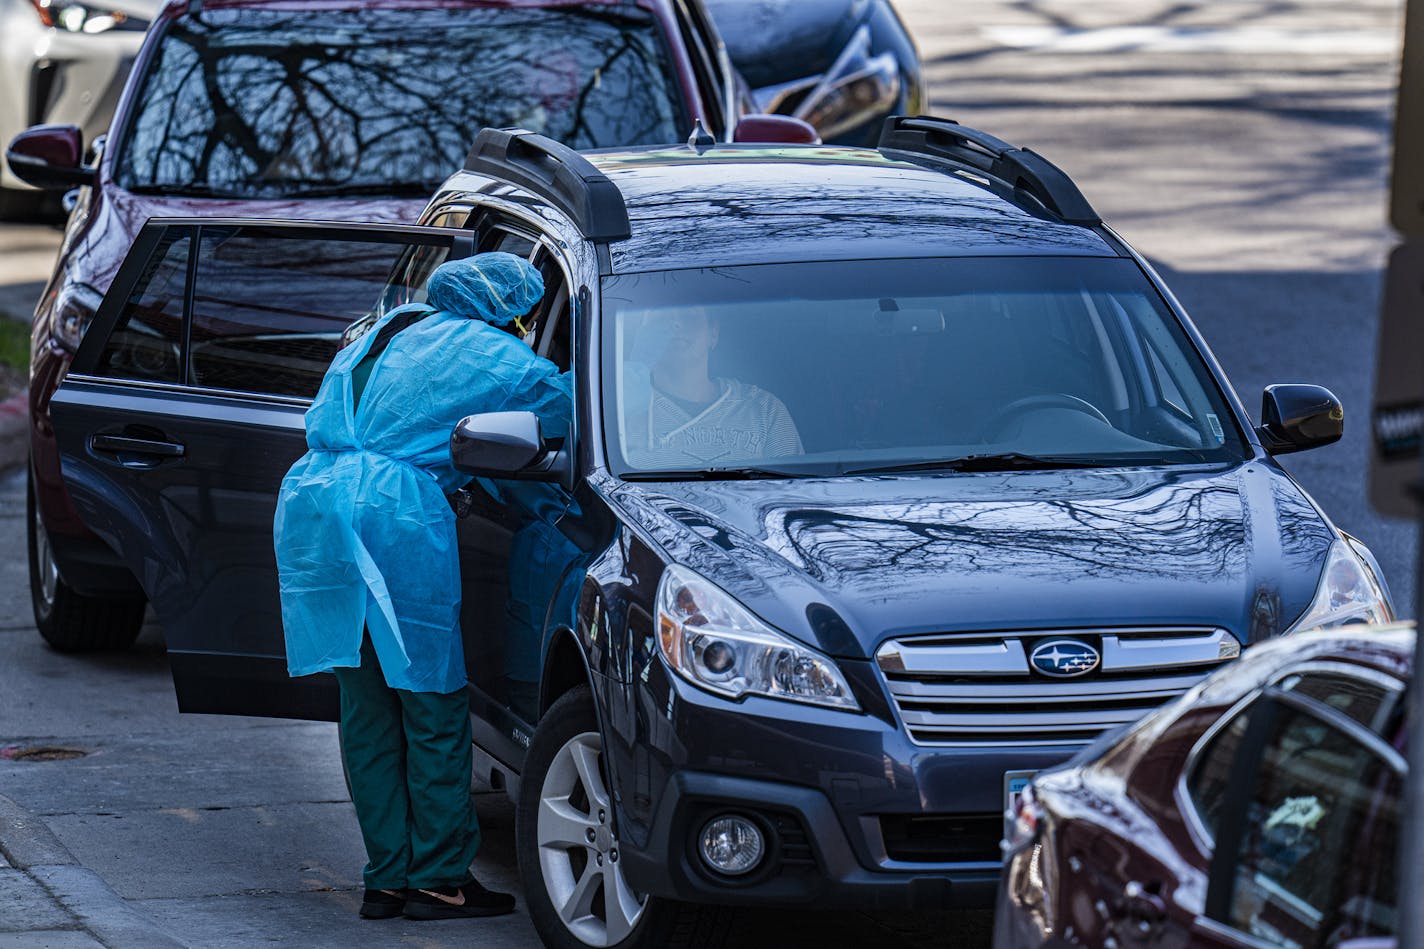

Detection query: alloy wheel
(537, 730), (648, 946)
(33, 505), (58, 606)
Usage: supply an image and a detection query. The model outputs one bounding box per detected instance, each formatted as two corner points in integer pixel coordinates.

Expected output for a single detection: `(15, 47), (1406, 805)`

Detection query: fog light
(698, 814), (765, 876)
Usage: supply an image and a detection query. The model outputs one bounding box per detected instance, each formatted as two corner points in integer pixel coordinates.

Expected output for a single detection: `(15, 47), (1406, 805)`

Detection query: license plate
(1004, 769), (1036, 817)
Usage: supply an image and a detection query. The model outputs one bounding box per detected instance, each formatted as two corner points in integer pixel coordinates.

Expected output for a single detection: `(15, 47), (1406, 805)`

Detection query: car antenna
(687, 120), (716, 152)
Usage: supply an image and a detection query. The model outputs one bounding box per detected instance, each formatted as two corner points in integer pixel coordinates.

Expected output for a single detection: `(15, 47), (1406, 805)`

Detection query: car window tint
(530, 248), (572, 372)
(93, 232), (189, 384)
(374, 242), (457, 316)
(115, 6), (687, 198)
(601, 258), (1249, 476)
(479, 229), (538, 260)
(188, 228), (448, 398)
(1186, 705), (1251, 841)
(1223, 705), (1400, 946)
(673, 0), (724, 131)
(1279, 672), (1393, 731)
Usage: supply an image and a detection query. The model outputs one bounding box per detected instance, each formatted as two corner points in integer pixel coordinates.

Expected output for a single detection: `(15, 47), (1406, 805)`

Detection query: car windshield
(600, 257), (1250, 478)
(114, 5), (688, 198)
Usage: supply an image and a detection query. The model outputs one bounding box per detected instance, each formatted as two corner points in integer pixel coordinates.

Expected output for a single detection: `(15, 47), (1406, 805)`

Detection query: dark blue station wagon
(45, 119), (1393, 948)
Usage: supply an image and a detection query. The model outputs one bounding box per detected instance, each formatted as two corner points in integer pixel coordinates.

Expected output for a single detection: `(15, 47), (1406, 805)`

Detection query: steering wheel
(980, 392), (1111, 441)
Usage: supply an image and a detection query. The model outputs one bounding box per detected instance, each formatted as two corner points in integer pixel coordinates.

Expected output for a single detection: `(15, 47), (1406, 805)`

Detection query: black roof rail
(463, 128), (631, 242)
(878, 116), (1101, 226)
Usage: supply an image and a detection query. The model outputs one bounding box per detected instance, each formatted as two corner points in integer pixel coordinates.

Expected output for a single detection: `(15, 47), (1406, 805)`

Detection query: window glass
(600, 257), (1248, 476)
(188, 228), (449, 397)
(115, 6), (687, 198)
(1280, 673), (1394, 732)
(479, 228), (538, 260)
(1223, 705), (1400, 947)
(529, 248), (572, 371)
(673, 0), (723, 131)
(1187, 706), (1251, 841)
(94, 233), (189, 384)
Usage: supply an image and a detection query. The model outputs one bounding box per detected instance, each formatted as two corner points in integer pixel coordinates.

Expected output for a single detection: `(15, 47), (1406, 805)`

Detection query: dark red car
(8, 0), (813, 653)
(995, 625), (1411, 949)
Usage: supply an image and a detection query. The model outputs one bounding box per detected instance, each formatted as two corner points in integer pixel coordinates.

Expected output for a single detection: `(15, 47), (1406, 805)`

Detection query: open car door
(48, 218), (473, 720)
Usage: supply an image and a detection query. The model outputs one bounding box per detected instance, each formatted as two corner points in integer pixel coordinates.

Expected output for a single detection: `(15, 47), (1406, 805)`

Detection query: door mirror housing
(1257, 384), (1344, 454)
(733, 114), (820, 145)
(450, 411), (570, 484)
(6, 124), (95, 190)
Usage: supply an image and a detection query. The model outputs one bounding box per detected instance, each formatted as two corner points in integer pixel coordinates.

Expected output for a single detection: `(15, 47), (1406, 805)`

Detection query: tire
(28, 469), (146, 652)
(518, 686), (732, 949)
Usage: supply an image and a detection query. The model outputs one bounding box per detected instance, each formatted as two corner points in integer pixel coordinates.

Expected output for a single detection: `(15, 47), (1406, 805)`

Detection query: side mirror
(733, 114), (820, 145)
(6, 124), (95, 190)
(450, 411), (569, 484)
(1257, 384), (1344, 454)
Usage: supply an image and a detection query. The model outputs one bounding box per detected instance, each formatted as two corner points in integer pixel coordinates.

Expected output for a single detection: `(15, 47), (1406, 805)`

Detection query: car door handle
(90, 434), (186, 462)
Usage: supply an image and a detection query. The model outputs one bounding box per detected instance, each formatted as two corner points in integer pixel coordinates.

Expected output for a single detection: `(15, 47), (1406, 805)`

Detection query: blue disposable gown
(273, 260), (572, 694)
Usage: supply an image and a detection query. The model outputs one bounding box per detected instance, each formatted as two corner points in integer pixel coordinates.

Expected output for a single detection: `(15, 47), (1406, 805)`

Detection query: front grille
(877, 627), (1239, 747)
(880, 813), (1001, 863)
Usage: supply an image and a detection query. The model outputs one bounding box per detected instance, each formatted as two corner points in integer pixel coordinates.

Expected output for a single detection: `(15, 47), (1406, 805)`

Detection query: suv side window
(672, 0), (725, 134)
(469, 214), (573, 371)
(187, 227), (445, 397)
(1186, 703), (1251, 842)
(1207, 693), (1402, 947)
(1279, 671), (1397, 732)
(93, 232), (190, 384)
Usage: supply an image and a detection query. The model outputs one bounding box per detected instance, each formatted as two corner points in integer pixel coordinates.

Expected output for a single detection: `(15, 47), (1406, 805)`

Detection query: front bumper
(603, 660), (1080, 910)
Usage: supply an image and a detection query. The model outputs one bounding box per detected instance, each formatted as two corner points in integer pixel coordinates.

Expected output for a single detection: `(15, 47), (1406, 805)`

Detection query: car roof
(446, 145), (1119, 274)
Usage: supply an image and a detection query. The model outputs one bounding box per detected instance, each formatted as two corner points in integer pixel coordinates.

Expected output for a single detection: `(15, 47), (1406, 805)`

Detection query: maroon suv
(8, 0), (813, 652)
(995, 625), (1411, 949)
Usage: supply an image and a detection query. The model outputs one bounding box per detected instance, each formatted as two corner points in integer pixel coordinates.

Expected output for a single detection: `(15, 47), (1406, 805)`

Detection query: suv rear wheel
(28, 470), (146, 651)
(518, 686), (731, 949)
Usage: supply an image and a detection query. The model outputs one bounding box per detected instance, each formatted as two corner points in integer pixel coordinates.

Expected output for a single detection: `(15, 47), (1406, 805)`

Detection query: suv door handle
(90, 433), (186, 466)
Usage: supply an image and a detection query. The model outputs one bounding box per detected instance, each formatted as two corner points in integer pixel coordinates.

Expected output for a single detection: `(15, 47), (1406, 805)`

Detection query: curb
(0, 793), (186, 949)
(0, 388), (26, 475)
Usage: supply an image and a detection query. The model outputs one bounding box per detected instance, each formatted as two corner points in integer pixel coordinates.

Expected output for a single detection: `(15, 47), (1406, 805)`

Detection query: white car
(0, 0), (158, 218)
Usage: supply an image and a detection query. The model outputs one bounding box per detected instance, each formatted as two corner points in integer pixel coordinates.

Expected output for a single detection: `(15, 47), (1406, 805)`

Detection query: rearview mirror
(733, 115), (820, 145)
(450, 411), (569, 484)
(6, 124), (94, 190)
(1257, 384), (1344, 454)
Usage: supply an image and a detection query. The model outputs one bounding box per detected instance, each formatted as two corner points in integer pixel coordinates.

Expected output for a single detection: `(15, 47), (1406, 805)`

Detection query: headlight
(656, 564), (859, 710)
(1286, 539), (1394, 633)
(28, 0), (147, 33)
(51, 282), (102, 351)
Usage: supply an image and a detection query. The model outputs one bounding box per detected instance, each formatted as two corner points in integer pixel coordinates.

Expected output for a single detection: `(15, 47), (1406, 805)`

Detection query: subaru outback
(44, 118), (1392, 947)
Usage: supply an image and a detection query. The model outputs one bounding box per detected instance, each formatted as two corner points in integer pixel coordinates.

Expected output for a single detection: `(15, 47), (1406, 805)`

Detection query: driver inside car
(623, 306), (803, 467)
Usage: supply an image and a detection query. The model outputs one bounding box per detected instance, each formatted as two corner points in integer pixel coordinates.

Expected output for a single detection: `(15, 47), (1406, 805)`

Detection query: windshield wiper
(843, 452), (1112, 476)
(619, 466), (805, 481)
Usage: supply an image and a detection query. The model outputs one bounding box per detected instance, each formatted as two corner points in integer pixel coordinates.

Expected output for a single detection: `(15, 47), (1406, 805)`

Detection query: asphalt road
(0, 1), (1413, 946)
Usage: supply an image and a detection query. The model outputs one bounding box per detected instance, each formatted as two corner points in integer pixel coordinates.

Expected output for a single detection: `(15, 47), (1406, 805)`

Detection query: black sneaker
(359, 888), (407, 920)
(403, 878), (516, 920)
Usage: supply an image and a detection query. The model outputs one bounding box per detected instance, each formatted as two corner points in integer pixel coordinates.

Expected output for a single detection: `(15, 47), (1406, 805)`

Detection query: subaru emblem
(1029, 639), (1100, 678)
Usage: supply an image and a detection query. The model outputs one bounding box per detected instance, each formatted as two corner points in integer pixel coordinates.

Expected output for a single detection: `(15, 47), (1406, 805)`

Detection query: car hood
(607, 462), (1338, 659)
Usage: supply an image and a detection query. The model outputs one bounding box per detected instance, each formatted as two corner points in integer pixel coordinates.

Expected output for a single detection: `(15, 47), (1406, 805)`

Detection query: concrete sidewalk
(0, 793), (184, 949)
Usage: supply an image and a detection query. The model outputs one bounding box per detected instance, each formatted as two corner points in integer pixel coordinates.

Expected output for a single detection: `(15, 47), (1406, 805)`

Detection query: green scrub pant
(334, 635), (480, 890)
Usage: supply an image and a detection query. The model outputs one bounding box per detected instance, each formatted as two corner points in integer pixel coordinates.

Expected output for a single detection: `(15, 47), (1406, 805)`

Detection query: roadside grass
(0, 317), (27, 372)
(0, 317), (29, 399)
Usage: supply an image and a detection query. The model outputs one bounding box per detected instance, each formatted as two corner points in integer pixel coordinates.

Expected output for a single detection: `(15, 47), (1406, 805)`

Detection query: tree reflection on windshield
(116, 6), (687, 197)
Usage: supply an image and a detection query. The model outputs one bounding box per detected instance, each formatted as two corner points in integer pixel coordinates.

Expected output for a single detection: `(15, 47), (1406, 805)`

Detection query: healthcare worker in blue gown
(273, 252), (571, 922)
